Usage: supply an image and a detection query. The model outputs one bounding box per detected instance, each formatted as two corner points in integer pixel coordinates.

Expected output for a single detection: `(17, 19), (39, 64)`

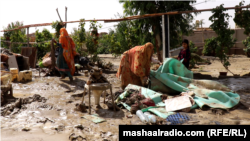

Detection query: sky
(0, 0), (248, 37)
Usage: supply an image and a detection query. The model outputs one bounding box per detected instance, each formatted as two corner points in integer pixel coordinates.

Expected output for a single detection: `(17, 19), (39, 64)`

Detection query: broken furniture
(83, 83), (116, 114)
(21, 47), (37, 68)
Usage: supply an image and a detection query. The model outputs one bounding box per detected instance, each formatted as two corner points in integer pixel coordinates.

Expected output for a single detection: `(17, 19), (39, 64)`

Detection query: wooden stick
(110, 84), (116, 112)
(89, 85), (91, 114)
(56, 8), (63, 23)
(65, 7), (67, 29)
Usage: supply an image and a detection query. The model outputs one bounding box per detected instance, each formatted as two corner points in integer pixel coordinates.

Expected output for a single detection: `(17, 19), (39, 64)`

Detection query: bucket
(92, 90), (103, 105)
(18, 70), (32, 82)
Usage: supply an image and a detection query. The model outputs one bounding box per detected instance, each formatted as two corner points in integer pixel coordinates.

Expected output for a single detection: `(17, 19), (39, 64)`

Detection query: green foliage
(189, 41), (198, 53)
(33, 29), (53, 60)
(2, 21), (27, 53)
(51, 21), (64, 40)
(85, 20), (102, 62)
(79, 19), (86, 43)
(70, 19), (87, 56)
(98, 31), (121, 56)
(189, 41), (198, 68)
(243, 37), (250, 57)
(234, 1), (250, 35)
(108, 13), (155, 56)
(0, 37), (5, 47)
(120, 1), (197, 50)
(209, 4), (236, 69)
(202, 37), (218, 56)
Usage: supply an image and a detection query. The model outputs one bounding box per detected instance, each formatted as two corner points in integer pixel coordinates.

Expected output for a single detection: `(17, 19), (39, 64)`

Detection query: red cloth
(141, 98), (156, 106)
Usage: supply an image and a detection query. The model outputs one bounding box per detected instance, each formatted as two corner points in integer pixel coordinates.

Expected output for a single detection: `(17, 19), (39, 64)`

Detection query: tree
(234, 1), (250, 58)
(2, 21), (27, 53)
(33, 29), (53, 60)
(120, 1), (198, 62)
(70, 19), (87, 56)
(209, 4), (236, 74)
(234, 1), (250, 36)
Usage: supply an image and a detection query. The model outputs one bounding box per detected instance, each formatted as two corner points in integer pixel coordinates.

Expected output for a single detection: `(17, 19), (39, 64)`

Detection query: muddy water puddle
(217, 78), (250, 92)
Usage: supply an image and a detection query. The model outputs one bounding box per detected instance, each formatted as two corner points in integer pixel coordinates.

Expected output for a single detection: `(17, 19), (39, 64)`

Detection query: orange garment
(59, 28), (77, 76)
(116, 42), (154, 89)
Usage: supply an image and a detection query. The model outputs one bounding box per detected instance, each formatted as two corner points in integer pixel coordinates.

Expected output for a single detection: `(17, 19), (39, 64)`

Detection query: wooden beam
(65, 7), (67, 29)
(1, 5), (249, 32)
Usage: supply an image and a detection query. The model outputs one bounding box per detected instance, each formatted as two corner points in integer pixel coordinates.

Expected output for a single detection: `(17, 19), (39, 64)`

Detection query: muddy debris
(37, 117), (55, 124)
(69, 133), (86, 141)
(209, 108), (228, 115)
(87, 67), (109, 84)
(74, 124), (84, 130)
(1, 94), (47, 116)
(22, 127), (31, 132)
(55, 125), (65, 132)
(75, 103), (87, 113)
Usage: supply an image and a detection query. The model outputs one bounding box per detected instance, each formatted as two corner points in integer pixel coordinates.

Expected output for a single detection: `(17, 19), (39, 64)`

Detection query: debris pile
(1, 94), (47, 116)
(87, 67), (108, 85)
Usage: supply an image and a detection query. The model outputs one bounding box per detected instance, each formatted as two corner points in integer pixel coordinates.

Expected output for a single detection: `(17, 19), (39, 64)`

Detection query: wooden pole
(162, 15), (170, 60)
(51, 40), (55, 74)
(27, 27), (29, 47)
(65, 7), (67, 29)
(9, 42), (12, 52)
(56, 8), (63, 23)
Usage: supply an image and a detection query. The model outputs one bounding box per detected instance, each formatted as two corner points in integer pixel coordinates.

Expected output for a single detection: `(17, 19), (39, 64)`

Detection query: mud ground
(1, 54), (250, 141)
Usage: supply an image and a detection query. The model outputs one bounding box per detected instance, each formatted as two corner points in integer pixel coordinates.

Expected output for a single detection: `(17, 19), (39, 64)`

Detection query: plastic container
(136, 110), (148, 123)
(144, 112), (157, 124)
(18, 70), (32, 82)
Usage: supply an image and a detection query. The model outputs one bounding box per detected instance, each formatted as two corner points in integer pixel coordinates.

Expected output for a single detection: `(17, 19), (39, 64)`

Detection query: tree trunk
(153, 26), (163, 62)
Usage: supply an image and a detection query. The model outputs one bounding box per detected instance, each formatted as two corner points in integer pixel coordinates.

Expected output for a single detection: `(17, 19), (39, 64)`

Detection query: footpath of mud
(1, 71), (250, 141)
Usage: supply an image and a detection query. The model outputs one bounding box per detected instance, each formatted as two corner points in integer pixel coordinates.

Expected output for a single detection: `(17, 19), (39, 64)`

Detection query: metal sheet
(21, 47), (37, 68)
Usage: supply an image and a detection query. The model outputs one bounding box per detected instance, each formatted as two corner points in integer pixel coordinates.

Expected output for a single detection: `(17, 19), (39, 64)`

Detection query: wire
(192, 0), (212, 6)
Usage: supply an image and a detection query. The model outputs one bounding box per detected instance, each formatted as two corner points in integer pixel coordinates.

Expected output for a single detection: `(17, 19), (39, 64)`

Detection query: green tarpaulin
(115, 58), (240, 119)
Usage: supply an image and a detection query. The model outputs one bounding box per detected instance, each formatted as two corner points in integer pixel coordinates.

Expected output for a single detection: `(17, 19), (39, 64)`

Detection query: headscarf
(59, 28), (77, 76)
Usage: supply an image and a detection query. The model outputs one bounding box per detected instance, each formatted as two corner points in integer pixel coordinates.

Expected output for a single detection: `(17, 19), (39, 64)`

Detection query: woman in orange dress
(52, 28), (79, 82)
(116, 42), (162, 89)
